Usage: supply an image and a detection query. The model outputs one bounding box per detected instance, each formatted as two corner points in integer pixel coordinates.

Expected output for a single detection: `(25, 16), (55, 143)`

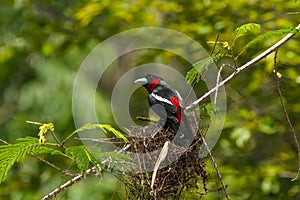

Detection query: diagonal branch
(186, 23), (300, 111)
(41, 144), (131, 200)
(41, 165), (100, 200)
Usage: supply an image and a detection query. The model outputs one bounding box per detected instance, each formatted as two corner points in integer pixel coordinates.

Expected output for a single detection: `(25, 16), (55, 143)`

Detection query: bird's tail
(172, 110), (195, 147)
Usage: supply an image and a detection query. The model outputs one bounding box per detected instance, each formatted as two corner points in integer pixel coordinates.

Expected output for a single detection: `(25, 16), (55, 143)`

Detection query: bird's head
(134, 74), (167, 93)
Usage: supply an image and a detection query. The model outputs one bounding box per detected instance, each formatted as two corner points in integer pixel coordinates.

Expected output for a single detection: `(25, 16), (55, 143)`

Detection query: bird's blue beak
(134, 77), (148, 85)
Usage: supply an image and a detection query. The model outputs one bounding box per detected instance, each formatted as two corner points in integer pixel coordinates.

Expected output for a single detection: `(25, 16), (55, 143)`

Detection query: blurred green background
(0, 0), (300, 199)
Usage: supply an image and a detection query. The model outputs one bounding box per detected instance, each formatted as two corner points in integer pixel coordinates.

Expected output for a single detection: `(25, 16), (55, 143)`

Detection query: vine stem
(273, 49), (300, 181)
(186, 23), (300, 111)
(202, 135), (230, 199)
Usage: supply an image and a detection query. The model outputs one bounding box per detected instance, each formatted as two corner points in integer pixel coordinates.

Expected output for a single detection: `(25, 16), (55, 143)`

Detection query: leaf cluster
(0, 122), (129, 183)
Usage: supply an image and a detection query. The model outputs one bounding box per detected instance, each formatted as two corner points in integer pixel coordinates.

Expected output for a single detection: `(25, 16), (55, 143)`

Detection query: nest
(122, 124), (208, 199)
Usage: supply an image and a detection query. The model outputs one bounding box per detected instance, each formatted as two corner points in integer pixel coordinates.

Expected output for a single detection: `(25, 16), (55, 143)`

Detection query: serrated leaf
(0, 137), (63, 183)
(186, 68), (199, 85)
(98, 124), (128, 142)
(243, 27), (299, 51)
(186, 54), (228, 84)
(66, 146), (98, 172)
(71, 123), (128, 142)
(186, 57), (214, 84)
(235, 23), (261, 39)
(16, 137), (63, 155)
(204, 102), (220, 118)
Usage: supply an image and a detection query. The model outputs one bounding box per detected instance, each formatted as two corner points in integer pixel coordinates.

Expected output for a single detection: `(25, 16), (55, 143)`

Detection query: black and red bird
(134, 74), (193, 141)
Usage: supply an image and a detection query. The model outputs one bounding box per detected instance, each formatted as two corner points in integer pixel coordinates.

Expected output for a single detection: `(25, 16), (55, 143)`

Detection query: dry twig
(273, 49), (300, 181)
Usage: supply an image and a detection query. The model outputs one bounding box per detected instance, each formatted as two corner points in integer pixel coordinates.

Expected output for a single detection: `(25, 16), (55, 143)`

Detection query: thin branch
(214, 63), (237, 105)
(0, 138), (9, 145)
(75, 137), (124, 144)
(29, 154), (79, 177)
(60, 130), (78, 147)
(49, 129), (63, 149)
(41, 144), (131, 200)
(273, 49), (300, 181)
(0, 137), (77, 177)
(210, 34), (220, 55)
(186, 23), (300, 111)
(213, 65), (223, 106)
(42, 165), (100, 200)
(201, 134), (230, 199)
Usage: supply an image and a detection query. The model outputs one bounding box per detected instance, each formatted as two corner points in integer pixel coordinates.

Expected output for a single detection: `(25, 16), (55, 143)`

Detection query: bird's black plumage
(134, 74), (193, 141)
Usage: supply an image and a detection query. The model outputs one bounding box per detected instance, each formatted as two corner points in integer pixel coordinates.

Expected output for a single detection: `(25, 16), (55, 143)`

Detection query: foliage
(243, 27), (300, 51)
(65, 146), (97, 172)
(0, 122), (129, 199)
(234, 23), (261, 40)
(0, 0), (300, 199)
(186, 57), (214, 84)
(0, 137), (63, 183)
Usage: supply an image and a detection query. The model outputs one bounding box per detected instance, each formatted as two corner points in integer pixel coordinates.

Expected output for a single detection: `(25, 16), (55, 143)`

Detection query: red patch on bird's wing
(170, 97), (182, 124)
(148, 78), (160, 92)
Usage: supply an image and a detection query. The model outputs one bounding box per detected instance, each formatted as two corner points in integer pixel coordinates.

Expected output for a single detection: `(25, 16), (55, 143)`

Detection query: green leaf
(70, 124), (128, 142)
(186, 54), (229, 85)
(98, 124), (128, 142)
(186, 57), (214, 84)
(185, 68), (198, 85)
(66, 146), (98, 172)
(204, 102), (220, 118)
(243, 27), (299, 51)
(235, 23), (261, 39)
(0, 137), (63, 183)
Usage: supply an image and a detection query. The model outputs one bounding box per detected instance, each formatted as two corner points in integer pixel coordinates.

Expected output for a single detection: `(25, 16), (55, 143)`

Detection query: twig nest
(123, 124), (208, 199)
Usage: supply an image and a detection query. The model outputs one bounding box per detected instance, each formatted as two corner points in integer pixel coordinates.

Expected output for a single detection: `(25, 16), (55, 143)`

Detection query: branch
(201, 135), (230, 200)
(273, 49), (300, 181)
(41, 165), (100, 200)
(0, 138), (9, 145)
(186, 23), (300, 111)
(214, 63), (235, 105)
(41, 144), (131, 200)
(0, 138), (76, 177)
(30, 154), (79, 177)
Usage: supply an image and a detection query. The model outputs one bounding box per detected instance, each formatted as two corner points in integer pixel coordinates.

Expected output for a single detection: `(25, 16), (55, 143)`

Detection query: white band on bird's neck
(150, 93), (173, 105)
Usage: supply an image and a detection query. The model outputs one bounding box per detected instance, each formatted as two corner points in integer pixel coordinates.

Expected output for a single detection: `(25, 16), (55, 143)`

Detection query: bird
(134, 74), (193, 142)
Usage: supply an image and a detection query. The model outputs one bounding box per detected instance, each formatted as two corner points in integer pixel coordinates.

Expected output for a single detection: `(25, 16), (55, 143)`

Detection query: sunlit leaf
(235, 23), (261, 39)
(0, 137), (63, 183)
(186, 57), (214, 84)
(243, 27), (299, 51)
(66, 146), (98, 172)
(67, 123), (128, 143)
